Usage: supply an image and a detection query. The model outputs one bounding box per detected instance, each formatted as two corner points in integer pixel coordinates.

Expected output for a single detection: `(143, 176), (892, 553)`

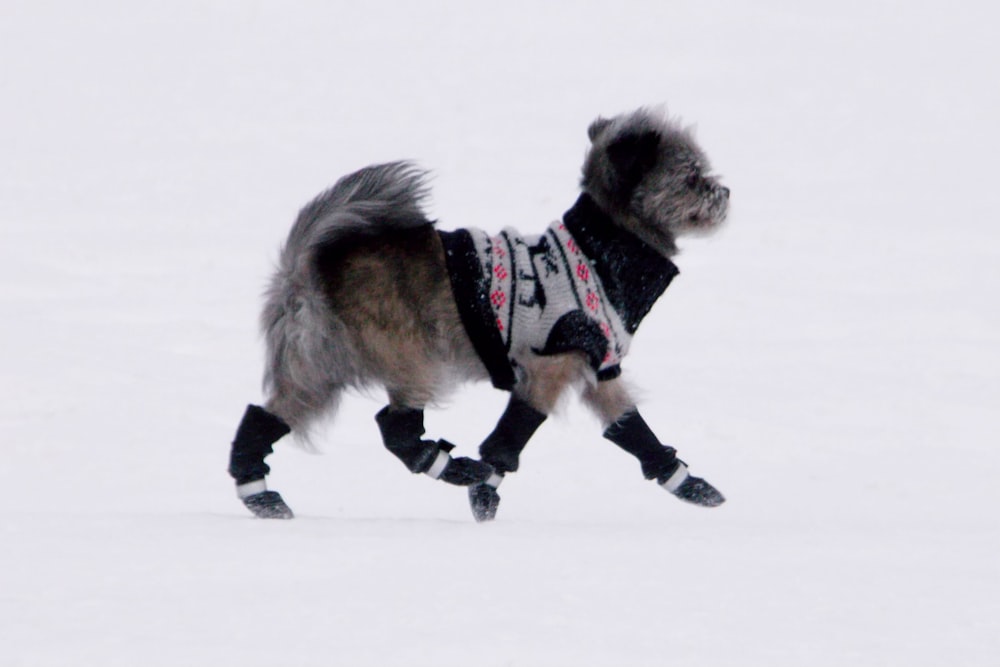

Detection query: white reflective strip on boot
(424, 450), (451, 479)
(485, 471), (504, 489)
(236, 479), (268, 499)
(659, 463), (689, 494)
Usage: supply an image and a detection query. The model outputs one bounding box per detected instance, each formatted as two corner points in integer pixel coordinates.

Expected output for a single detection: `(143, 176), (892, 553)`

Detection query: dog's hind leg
(227, 383), (344, 519)
(227, 403), (294, 518)
(375, 394), (497, 488)
(583, 377), (725, 508)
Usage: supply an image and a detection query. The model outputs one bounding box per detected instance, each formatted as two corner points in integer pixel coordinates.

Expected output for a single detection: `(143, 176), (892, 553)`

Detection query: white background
(1, 1), (997, 665)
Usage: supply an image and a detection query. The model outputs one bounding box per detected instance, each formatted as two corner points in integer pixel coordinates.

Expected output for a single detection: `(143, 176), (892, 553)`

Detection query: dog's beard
(681, 185), (729, 234)
(637, 184), (728, 240)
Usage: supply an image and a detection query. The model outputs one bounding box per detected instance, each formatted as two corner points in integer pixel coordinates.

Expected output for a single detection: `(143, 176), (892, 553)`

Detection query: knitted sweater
(439, 194), (679, 390)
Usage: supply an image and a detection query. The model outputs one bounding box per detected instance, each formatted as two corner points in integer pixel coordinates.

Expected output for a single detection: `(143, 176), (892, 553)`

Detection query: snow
(2, 1), (998, 665)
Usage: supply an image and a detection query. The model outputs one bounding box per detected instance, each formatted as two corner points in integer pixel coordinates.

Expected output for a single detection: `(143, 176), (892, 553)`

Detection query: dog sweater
(439, 194), (679, 391)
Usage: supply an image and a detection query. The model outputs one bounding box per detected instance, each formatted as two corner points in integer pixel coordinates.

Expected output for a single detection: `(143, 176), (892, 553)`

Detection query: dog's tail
(260, 161), (433, 433)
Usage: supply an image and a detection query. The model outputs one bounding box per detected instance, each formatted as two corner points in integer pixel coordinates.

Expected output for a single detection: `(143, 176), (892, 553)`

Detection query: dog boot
(229, 404), (295, 519)
(468, 395), (547, 522)
(604, 410), (725, 508)
(468, 471), (505, 522)
(239, 485), (294, 520)
(375, 406), (495, 486)
(655, 461), (725, 507)
(478, 395), (548, 474)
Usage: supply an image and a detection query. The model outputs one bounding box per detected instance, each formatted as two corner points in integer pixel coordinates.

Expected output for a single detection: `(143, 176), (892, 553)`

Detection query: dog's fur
(260, 109), (728, 439)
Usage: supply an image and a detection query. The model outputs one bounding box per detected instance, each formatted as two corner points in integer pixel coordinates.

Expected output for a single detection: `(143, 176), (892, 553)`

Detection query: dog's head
(581, 108), (729, 255)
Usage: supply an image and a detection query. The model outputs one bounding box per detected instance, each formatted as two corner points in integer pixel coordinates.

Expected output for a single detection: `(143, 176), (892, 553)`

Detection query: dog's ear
(606, 129), (661, 191)
(587, 117), (612, 142)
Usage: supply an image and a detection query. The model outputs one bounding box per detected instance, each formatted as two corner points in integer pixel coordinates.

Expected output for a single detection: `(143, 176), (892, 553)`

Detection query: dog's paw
(658, 463), (725, 507)
(437, 456), (496, 486)
(469, 473), (504, 522)
(242, 490), (295, 519)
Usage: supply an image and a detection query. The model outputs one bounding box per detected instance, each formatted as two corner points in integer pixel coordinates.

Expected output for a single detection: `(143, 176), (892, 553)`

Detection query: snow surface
(2, 1), (998, 665)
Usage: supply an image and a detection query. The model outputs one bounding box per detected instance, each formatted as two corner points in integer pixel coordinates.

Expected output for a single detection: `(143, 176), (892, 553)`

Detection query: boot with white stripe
(375, 406), (496, 486)
(468, 471), (505, 522)
(228, 404), (295, 519)
(604, 410), (725, 508)
(237, 480), (294, 520)
(654, 459), (725, 507)
(469, 395), (548, 522)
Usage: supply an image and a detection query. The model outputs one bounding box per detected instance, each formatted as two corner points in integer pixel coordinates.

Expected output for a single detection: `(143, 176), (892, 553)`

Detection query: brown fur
(313, 227), (486, 409)
(311, 226), (600, 417)
(260, 109), (728, 438)
(232, 110), (731, 519)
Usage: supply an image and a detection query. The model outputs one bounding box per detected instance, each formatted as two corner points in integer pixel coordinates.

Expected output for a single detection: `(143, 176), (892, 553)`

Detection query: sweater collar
(561, 193), (679, 334)
(561, 193), (677, 275)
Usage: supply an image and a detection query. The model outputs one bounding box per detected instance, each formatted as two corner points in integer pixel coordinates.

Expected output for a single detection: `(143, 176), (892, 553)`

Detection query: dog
(227, 108), (730, 520)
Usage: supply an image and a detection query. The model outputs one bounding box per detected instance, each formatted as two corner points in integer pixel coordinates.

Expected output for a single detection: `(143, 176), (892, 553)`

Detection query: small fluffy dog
(228, 108), (730, 520)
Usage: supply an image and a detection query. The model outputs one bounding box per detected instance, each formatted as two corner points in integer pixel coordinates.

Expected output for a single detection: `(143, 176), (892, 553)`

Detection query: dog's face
(581, 109), (729, 254)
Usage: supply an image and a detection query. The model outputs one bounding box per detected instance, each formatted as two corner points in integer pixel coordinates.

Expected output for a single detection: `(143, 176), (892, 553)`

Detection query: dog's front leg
(584, 378), (725, 507)
(468, 393), (548, 521)
(468, 353), (585, 521)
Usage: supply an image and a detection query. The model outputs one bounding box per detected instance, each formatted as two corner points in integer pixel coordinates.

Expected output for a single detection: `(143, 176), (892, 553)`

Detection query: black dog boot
(468, 395), (547, 522)
(604, 410), (725, 508)
(229, 404), (295, 519)
(468, 471), (505, 522)
(655, 461), (725, 507)
(375, 406), (495, 486)
(238, 483), (294, 520)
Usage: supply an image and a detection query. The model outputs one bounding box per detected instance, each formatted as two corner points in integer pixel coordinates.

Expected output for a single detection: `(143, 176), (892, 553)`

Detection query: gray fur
(582, 108), (729, 256)
(260, 161), (440, 432)
(259, 110), (729, 438)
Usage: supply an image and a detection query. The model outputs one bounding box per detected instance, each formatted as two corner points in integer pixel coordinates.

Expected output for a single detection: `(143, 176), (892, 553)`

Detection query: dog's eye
(685, 174), (700, 189)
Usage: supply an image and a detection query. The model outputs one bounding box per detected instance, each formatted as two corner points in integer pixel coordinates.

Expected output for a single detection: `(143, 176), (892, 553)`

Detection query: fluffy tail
(260, 161), (433, 431)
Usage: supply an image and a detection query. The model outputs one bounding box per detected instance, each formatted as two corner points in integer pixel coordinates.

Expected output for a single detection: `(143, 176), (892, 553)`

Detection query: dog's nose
(719, 186), (730, 199)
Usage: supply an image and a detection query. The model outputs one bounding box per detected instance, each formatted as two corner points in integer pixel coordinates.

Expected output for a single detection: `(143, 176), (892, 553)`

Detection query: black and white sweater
(439, 194), (679, 390)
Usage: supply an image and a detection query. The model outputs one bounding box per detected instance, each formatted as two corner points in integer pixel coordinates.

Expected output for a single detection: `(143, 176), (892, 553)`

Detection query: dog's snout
(719, 186), (730, 200)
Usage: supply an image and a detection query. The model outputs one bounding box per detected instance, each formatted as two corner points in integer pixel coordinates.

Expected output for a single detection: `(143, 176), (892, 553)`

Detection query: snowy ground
(2, 1), (998, 665)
